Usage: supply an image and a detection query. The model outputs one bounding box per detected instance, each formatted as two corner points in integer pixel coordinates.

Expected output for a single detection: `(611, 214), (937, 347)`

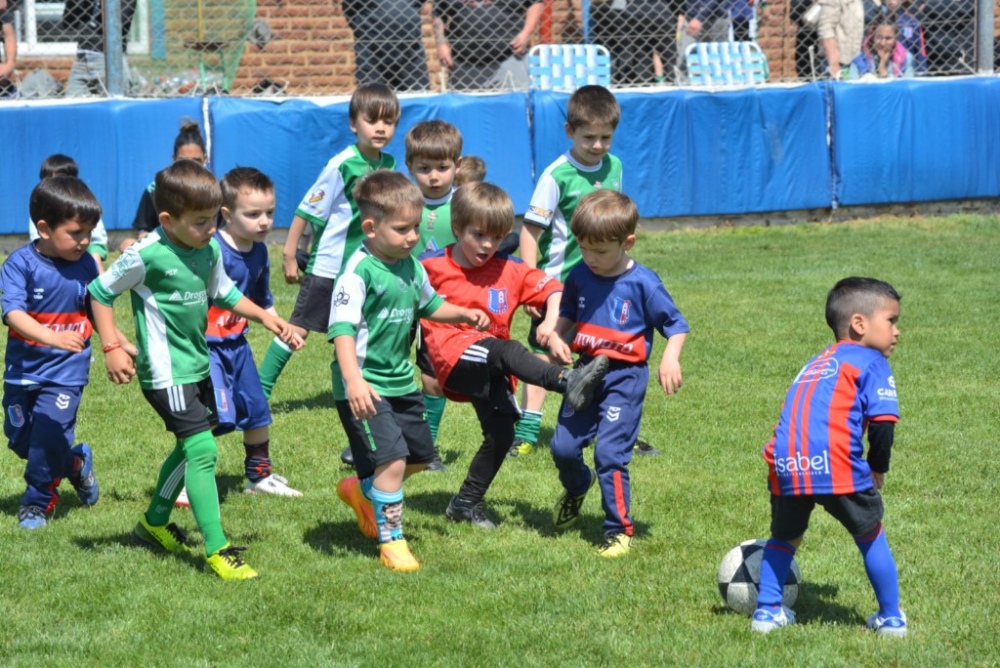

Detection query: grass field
(1, 214), (998, 666)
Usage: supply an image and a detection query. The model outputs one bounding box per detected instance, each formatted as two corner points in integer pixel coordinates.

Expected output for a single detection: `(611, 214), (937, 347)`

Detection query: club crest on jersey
(55, 393), (71, 410)
(334, 287), (350, 306)
(427, 211), (436, 230)
(487, 288), (509, 314)
(7, 404), (24, 428)
(610, 297), (631, 325)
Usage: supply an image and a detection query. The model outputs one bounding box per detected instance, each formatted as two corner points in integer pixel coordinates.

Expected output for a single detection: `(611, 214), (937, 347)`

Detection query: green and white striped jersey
(328, 244), (443, 400)
(89, 230), (242, 390)
(294, 144), (396, 279)
(523, 151), (623, 282)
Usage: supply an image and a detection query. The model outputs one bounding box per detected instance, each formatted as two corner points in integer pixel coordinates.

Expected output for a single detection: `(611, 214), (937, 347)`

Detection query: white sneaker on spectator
(244, 474), (303, 497)
(174, 487), (190, 508)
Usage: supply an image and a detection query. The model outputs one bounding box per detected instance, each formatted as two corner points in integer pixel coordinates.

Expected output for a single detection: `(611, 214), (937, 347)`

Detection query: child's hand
(264, 314), (304, 351)
(346, 378), (380, 421)
(282, 255), (301, 285)
(547, 336), (573, 365)
(658, 358), (683, 395)
(465, 308), (490, 331)
(872, 472), (885, 490)
(522, 304), (542, 319)
(49, 330), (86, 353)
(105, 348), (136, 384)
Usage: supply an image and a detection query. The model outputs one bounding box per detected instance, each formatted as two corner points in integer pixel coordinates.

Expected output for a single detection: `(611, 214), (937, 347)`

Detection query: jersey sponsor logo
(611, 297), (631, 325)
(170, 290), (208, 307)
(607, 406), (621, 422)
(32, 287), (45, 300)
(384, 307), (414, 324)
(55, 393), (71, 410)
(334, 287), (350, 306)
(533, 276), (553, 293)
(878, 375), (898, 401)
(377, 307), (390, 319)
(308, 189), (325, 204)
(793, 357), (839, 385)
(527, 205), (552, 220)
(168, 291), (184, 302)
(165, 268), (178, 277)
(574, 332), (633, 355)
(487, 288), (509, 314)
(7, 404), (25, 428)
(774, 450), (831, 477)
(578, 296), (586, 309)
(111, 252), (138, 281)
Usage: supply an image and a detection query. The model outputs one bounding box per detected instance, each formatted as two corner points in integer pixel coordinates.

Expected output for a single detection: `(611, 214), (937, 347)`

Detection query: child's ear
(220, 206), (233, 225)
(158, 211), (172, 228)
(34, 220), (53, 240)
(361, 217), (377, 237)
(849, 312), (868, 337)
(622, 234), (637, 251)
(564, 122), (575, 140)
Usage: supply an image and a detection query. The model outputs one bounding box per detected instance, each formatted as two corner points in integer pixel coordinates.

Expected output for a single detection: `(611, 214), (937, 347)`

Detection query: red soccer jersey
(420, 246), (561, 400)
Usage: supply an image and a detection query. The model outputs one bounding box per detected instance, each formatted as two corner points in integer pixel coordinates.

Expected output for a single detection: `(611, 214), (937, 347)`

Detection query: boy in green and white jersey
(258, 82), (401, 400)
(515, 85), (623, 457)
(331, 171), (489, 573)
(90, 160), (300, 581)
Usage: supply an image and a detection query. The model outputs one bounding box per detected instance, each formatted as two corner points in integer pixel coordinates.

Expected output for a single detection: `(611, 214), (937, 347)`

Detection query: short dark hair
(39, 154), (79, 180)
(353, 170), (423, 224)
(825, 277), (902, 338)
(220, 166), (274, 210)
(349, 83), (401, 124)
(454, 155), (486, 186)
(570, 190), (638, 243)
(173, 119), (207, 160)
(450, 182), (514, 237)
(566, 85), (621, 130)
(153, 160), (222, 219)
(405, 120), (463, 164)
(29, 175), (102, 229)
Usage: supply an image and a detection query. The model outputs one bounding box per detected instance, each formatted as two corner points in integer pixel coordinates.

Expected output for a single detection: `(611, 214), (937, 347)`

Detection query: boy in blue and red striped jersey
(1, 176), (131, 529)
(752, 277), (907, 637)
(548, 190), (688, 558)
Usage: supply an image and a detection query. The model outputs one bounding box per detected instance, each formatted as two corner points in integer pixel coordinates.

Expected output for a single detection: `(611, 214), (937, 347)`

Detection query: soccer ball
(717, 539), (800, 615)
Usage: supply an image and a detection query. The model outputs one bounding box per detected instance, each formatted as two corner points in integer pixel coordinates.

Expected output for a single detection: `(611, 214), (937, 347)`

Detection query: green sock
(145, 440), (187, 526)
(258, 338), (293, 400)
(514, 410), (543, 445)
(181, 430), (227, 556)
(424, 393), (447, 444)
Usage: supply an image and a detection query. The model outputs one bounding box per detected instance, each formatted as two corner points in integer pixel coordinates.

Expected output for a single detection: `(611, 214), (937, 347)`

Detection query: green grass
(1, 214), (998, 666)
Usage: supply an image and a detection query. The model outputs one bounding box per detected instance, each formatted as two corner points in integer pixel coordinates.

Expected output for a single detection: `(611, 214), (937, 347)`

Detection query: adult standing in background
(342, 0), (430, 92)
(433, 0), (543, 90)
(0, 0), (16, 98)
(818, 0), (865, 79)
(60, 0), (138, 95)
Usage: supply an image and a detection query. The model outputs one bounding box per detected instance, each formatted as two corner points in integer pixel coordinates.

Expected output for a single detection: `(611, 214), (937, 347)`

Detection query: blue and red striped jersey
(205, 233), (273, 343)
(560, 261), (688, 364)
(1, 243), (99, 386)
(763, 342), (900, 496)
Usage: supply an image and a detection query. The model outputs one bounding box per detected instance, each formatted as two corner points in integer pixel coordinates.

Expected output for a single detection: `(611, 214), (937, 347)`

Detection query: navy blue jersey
(206, 232), (273, 343)
(1, 243), (99, 386)
(560, 261), (688, 364)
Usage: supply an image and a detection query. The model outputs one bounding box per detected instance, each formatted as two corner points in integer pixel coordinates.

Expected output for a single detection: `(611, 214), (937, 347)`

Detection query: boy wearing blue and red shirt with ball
(752, 277), (907, 637)
(549, 190), (689, 558)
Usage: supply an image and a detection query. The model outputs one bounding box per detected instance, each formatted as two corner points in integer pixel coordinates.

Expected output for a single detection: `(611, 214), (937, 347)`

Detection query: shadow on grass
(303, 520), (380, 559)
(270, 392), (335, 414)
(0, 491), (97, 521)
(710, 581), (864, 627)
(138, 473), (245, 507)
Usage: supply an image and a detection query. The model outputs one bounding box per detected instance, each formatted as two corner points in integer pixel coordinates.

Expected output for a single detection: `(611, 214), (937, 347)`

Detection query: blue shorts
(209, 338), (272, 436)
(4, 383), (82, 509)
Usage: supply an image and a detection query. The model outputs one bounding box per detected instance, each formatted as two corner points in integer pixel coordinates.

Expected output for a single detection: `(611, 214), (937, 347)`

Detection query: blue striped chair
(685, 41), (769, 86)
(528, 44), (612, 91)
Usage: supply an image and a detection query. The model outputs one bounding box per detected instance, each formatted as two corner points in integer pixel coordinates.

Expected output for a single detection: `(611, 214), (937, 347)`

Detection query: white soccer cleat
(244, 474), (303, 497)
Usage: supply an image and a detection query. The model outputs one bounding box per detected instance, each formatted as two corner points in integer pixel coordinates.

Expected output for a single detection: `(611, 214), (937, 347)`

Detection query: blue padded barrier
(831, 77), (1000, 206)
(210, 93), (534, 231)
(531, 84), (831, 218)
(1, 98), (202, 234)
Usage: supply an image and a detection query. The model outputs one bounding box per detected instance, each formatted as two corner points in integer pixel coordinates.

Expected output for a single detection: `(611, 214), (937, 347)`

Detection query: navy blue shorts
(335, 391), (435, 480)
(769, 487), (885, 540)
(209, 338), (272, 436)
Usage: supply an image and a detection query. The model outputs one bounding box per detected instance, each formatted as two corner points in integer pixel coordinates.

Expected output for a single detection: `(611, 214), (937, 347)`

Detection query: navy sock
(756, 538), (797, 609)
(854, 524), (901, 616)
(244, 440), (273, 483)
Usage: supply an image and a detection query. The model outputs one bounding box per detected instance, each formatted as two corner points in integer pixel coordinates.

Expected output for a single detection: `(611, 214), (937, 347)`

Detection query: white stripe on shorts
(168, 385), (187, 413)
(458, 343), (489, 365)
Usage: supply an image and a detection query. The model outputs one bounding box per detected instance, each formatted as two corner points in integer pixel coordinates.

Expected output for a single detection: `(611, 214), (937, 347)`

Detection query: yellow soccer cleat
(206, 544), (259, 580)
(132, 516), (196, 557)
(597, 533), (634, 559)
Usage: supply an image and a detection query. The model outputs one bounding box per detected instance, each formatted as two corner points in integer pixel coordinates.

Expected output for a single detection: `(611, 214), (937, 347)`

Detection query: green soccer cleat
(132, 516), (196, 557)
(553, 467), (597, 530)
(507, 439), (534, 458)
(206, 544), (259, 580)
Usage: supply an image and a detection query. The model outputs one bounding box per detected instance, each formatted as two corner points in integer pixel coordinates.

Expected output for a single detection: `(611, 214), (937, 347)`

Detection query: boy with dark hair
(419, 182), (609, 528)
(549, 190), (688, 558)
(514, 84), (626, 458)
(2, 176), (126, 528)
(89, 160), (300, 580)
(259, 83), (401, 400)
(331, 170), (491, 572)
(752, 277), (907, 637)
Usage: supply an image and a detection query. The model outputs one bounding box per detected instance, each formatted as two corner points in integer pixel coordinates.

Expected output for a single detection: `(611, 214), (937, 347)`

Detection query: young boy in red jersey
(419, 182), (609, 528)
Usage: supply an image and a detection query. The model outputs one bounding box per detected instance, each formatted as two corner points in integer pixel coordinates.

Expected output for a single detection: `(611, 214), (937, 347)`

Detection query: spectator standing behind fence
(680, 0), (735, 52)
(432, 0), (543, 90)
(590, 0), (682, 85)
(1, 2), (16, 98)
(790, 0), (822, 79)
(847, 14), (915, 80)
(818, 0), (865, 79)
(60, 0), (138, 96)
(342, 0), (430, 92)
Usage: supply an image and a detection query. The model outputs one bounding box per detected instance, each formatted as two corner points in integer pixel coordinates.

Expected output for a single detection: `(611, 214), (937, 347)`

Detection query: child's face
(873, 26), (898, 54)
(579, 235), (636, 278)
(351, 115), (397, 160)
(161, 208), (219, 250)
(566, 122), (616, 167)
(221, 187), (275, 244)
(452, 222), (507, 269)
(408, 157), (460, 199)
(855, 299), (901, 358)
(364, 207), (421, 263)
(35, 216), (95, 262)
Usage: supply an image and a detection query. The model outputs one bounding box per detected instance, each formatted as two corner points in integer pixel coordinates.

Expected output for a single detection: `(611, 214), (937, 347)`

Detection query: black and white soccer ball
(717, 539), (800, 615)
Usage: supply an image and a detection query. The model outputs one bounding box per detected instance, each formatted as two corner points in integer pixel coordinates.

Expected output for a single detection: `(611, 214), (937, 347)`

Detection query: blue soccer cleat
(751, 606), (796, 634)
(68, 443), (99, 506)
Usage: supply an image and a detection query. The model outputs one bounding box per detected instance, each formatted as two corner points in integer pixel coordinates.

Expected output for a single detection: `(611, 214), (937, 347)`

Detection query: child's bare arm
(536, 292), (571, 364)
(658, 332), (686, 395)
(334, 334), (380, 420)
(4, 310), (85, 353)
(230, 296), (303, 350)
(90, 301), (136, 383)
(427, 302), (490, 330)
(281, 216), (309, 284)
